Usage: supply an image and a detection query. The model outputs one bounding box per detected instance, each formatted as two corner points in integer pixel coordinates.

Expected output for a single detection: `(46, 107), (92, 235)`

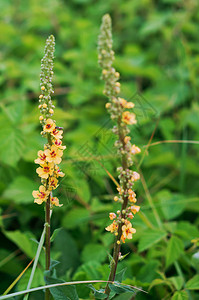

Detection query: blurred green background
(0, 0), (199, 299)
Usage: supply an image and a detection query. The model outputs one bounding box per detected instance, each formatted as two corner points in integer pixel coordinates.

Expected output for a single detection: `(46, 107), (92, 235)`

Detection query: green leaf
(62, 208), (90, 229)
(171, 290), (188, 300)
(158, 190), (186, 220)
(115, 268), (127, 283)
(50, 228), (62, 242)
(17, 268), (45, 290)
(82, 243), (107, 263)
(168, 276), (184, 291)
(138, 229), (167, 252)
(109, 282), (135, 295)
(3, 230), (37, 259)
(45, 276), (79, 300)
(0, 127), (24, 167)
(149, 278), (167, 290)
(166, 236), (184, 267)
(3, 176), (38, 204)
(52, 229), (79, 276)
(185, 274), (199, 290)
(88, 284), (107, 299)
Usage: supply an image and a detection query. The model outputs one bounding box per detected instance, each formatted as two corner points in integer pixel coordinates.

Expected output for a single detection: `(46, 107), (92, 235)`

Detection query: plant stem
(104, 120), (129, 299)
(45, 195), (51, 300)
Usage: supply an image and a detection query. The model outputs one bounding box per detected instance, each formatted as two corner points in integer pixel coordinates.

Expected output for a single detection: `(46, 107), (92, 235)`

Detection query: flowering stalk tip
(32, 35), (65, 208)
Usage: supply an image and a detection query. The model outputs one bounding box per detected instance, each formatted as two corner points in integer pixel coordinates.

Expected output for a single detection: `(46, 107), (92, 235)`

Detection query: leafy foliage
(0, 0), (199, 299)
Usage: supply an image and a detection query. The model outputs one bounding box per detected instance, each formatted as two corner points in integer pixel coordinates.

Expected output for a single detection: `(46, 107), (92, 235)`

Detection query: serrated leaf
(185, 274), (199, 290)
(62, 208), (90, 229)
(115, 268), (127, 283)
(149, 278), (166, 290)
(88, 284), (107, 299)
(109, 282), (135, 295)
(138, 229), (167, 252)
(3, 230), (37, 259)
(171, 290), (188, 300)
(0, 127), (24, 167)
(168, 276), (183, 290)
(82, 243), (107, 263)
(3, 176), (38, 204)
(45, 276), (79, 300)
(166, 236), (184, 267)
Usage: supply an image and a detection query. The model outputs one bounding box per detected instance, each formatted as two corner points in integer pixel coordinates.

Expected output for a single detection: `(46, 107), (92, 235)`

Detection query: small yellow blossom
(114, 196), (119, 202)
(36, 162), (54, 179)
(128, 189), (137, 203)
(39, 95), (43, 99)
(122, 222), (136, 240)
(41, 86), (45, 90)
(105, 103), (111, 109)
(48, 176), (58, 190)
(106, 220), (118, 233)
(54, 166), (65, 177)
(117, 240), (121, 245)
(119, 98), (135, 109)
(45, 145), (63, 164)
(109, 212), (116, 220)
(49, 109), (54, 114)
(54, 139), (66, 150)
(124, 136), (131, 144)
(122, 111), (137, 125)
(52, 128), (63, 139)
(32, 185), (50, 204)
(39, 116), (44, 121)
(130, 205), (140, 214)
(44, 119), (56, 133)
(43, 103), (47, 109)
(34, 150), (47, 165)
(50, 196), (63, 207)
(130, 144), (141, 155)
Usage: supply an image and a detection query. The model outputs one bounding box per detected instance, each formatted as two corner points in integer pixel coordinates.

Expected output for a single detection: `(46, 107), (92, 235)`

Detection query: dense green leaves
(138, 229), (167, 252)
(185, 275), (199, 290)
(0, 1), (198, 300)
(166, 236), (184, 267)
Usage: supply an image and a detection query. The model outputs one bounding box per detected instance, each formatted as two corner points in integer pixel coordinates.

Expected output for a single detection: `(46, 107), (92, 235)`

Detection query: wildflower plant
(32, 35), (65, 300)
(98, 14), (141, 298)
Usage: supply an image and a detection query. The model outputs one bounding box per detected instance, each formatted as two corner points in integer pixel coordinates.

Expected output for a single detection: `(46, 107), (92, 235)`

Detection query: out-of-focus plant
(97, 14), (141, 299)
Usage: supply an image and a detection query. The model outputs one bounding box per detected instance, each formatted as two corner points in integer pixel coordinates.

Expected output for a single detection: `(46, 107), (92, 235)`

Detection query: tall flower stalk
(32, 35), (65, 300)
(98, 15), (141, 298)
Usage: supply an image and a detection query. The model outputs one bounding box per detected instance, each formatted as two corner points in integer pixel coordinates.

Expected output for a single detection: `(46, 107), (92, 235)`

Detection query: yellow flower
(34, 150), (47, 165)
(122, 222), (136, 240)
(122, 111), (137, 125)
(109, 212), (116, 220)
(105, 220), (118, 233)
(54, 165), (65, 177)
(36, 162), (54, 179)
(48, 176), (58, 190)
(52, 128), (63, 139)
(45, 145), (63, 164)
(124, 136), (131, 144)
(128, 189), (137, 203)
(44, 119), (56, 133)
(130, 205), (140, 214)
(32, 185), (49, 205)
(119, 98), (134, 109)
(54, 139), (66, 150)
(50, 196), (63, 207)
(130, 144), (141, 155)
